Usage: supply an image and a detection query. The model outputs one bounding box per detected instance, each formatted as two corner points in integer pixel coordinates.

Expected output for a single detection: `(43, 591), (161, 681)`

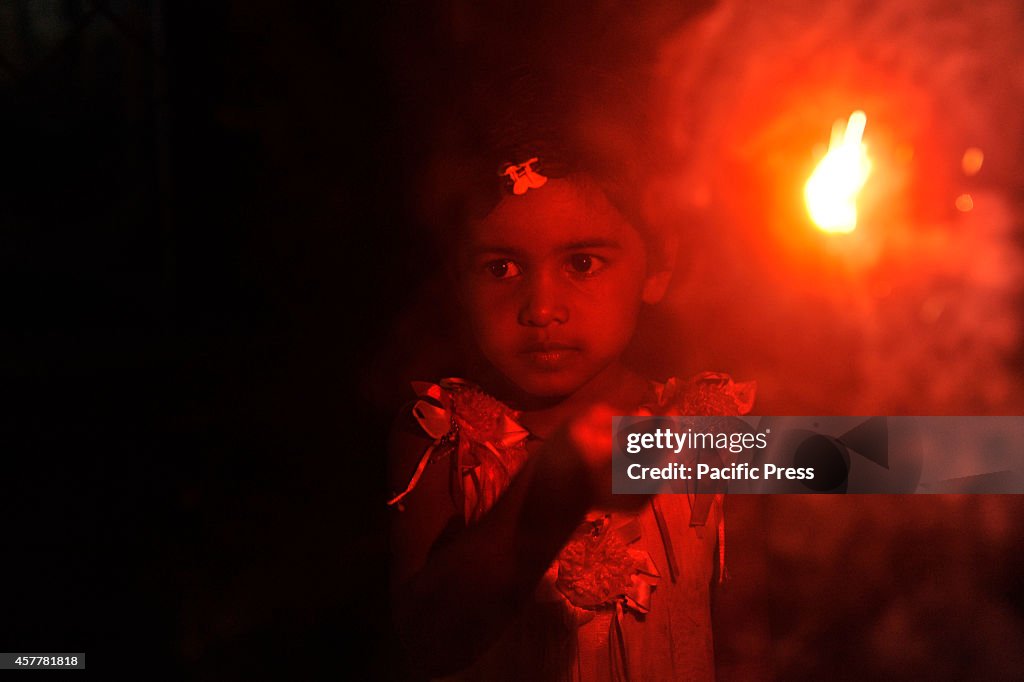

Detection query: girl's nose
(518, 273), (568, 327)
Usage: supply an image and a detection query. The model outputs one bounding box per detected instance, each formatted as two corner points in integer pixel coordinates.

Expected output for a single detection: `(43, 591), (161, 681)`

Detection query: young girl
(386, 97), (756, 680)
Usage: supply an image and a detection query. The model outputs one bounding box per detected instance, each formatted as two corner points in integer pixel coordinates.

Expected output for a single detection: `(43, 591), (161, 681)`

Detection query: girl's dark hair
(417, 63), (665, 259)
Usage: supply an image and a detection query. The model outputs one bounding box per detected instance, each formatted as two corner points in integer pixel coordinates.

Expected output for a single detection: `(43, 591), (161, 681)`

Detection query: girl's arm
(388, 405), (621, 676)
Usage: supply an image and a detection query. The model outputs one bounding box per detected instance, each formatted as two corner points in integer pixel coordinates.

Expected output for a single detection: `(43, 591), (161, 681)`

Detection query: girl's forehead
(466, 178), (637, 250)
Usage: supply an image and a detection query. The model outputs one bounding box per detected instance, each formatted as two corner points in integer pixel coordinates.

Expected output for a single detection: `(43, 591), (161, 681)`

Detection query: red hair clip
(501, 157), (548, 195)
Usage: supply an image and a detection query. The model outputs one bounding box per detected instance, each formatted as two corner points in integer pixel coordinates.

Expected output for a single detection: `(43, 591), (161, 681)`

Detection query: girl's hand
(563, 404), (650, 511)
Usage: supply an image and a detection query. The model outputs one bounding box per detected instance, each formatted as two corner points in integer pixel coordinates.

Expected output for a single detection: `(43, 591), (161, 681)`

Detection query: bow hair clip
(501, 157), (548, 195)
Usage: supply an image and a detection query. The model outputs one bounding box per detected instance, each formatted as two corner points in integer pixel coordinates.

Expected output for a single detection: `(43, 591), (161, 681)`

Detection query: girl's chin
(503, 371), (597, 405)
(477, 354), (623, 408)
(476, 368), (581, 406)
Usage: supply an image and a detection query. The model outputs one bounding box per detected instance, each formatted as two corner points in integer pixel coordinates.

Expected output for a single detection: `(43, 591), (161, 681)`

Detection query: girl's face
(457, 177), (667, 400)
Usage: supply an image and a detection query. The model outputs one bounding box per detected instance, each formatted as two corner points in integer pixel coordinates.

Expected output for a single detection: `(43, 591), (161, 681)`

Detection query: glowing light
(804, 111), (872, 233)
(955, 193), (974, 212)
(961, 147), (984, 176)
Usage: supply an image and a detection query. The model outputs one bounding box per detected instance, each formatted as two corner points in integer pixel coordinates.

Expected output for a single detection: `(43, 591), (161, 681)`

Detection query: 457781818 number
(0, 654), (85, 669)
(17, 656), (78, 667)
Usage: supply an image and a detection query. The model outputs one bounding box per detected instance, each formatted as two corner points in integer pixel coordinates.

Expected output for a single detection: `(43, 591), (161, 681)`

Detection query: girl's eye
(485, 259), (522, 279)
(566, 254), (605, 276)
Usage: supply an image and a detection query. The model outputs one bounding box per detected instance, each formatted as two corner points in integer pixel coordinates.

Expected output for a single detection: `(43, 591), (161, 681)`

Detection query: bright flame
(804, 111), (872, 233)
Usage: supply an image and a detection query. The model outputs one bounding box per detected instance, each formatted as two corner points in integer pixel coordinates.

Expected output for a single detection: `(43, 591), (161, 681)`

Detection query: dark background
(3, 1), (1023, 680)
(1, 0), (405, 678)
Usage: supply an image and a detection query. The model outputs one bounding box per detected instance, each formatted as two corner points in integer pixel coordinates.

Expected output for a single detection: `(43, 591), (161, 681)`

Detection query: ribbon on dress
(387, 379), (530, 519)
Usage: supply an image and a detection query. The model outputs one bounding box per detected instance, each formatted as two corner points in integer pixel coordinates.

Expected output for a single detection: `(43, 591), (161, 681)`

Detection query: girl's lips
(520, 345), (581, 368)
(520, 341), (578, 353)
